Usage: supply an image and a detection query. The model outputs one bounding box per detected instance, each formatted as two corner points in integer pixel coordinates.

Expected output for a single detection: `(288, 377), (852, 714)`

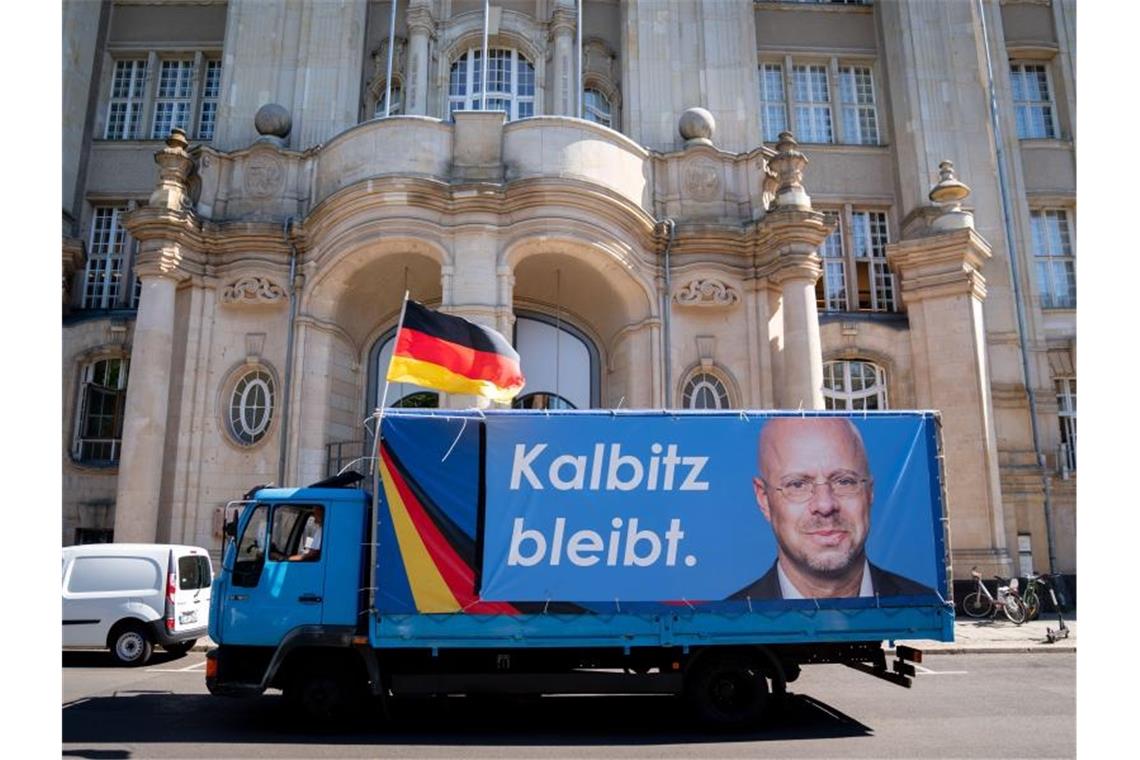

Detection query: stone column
(550, 3), (577, 117)
(887, 164), (1013, 577)
(760, 133), (829, 410)
(405, 1), (434, 116)
(114, 132), (196, 542)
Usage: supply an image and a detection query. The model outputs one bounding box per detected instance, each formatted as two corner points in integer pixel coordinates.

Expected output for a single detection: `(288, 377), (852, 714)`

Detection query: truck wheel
(685, 654), (770, 729)
(110, 623), (153, 667)
(164, 639), (196, 657)
(284, 663), (366, 728)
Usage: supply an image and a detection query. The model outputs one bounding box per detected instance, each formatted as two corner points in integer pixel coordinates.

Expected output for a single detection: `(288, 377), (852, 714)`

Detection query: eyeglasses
(768, 475), (868, 503)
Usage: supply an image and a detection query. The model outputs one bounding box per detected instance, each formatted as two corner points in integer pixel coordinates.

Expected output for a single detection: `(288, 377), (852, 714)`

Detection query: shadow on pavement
(63, 691), (872, 746)
(63, 650), (193, 669)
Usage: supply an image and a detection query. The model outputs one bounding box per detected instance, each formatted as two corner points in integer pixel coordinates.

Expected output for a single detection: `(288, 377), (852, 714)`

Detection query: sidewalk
(192, 614), (1076, 654)
(893, 612), (1077, 654)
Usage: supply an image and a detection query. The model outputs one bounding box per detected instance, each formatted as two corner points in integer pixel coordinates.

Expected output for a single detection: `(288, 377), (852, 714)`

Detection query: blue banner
(480, 412), (944, 604)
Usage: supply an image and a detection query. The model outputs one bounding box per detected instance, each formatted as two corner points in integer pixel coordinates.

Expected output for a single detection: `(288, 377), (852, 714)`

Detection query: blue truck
(206, 410), (953, 727)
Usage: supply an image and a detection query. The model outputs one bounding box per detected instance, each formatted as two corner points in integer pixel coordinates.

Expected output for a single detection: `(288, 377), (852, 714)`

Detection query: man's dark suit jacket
(728, 560), (935, 600)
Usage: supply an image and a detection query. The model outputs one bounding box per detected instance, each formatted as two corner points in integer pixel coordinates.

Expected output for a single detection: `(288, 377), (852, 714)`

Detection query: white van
(62, 544), (213, 665)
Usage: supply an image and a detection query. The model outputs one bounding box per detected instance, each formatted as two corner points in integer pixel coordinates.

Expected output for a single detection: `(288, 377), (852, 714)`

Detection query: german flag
(386, 301), (525, 402)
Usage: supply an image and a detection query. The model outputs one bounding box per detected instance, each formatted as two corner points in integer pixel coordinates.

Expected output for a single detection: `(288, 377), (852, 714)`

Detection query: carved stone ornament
(243, 153), (284, 199)
(220, 276), (287, 306)
(683, 157), (721, 202)
(673, 278), (740, 308)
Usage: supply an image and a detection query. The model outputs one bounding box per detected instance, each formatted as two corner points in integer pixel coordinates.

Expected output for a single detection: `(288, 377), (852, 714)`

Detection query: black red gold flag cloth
(386, 301), (525, 402)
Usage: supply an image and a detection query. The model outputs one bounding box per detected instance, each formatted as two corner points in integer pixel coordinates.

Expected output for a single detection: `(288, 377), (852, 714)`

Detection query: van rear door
(170, 548), (212, 634)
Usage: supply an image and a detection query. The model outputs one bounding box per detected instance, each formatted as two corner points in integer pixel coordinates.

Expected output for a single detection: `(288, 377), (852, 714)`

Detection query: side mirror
(224, 517), (237, 539)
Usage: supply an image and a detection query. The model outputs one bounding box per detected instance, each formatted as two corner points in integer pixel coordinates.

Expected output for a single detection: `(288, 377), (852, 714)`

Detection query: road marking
(914, 664), (968, 675)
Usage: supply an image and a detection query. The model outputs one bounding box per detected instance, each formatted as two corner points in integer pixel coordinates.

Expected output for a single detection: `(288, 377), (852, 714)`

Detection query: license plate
(179, 611), (198, 625)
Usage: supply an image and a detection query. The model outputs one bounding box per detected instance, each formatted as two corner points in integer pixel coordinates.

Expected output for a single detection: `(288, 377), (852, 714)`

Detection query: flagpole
(369, 289), (410, 616)
(481, 0), (489, 110)
(384, 0), (398, 117)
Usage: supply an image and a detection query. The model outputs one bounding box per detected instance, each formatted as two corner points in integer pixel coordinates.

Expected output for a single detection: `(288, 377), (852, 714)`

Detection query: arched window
(449, 47), (535, 121)
(583, 88), (612, 128)
(373, 82), (402, 117)
(72, 356), (129, 463)
(513, 392), (576, 410)
(822, 360), (888, 410)
(228, 368), (275, 446)
(514, 314), (597, 409)
(682, 371), (730, 410)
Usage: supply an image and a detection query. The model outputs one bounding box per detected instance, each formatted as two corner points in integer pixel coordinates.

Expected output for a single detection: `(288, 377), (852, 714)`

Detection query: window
(103, 54), (222, 142)
(151, 59), (194, 139)
(1010, 63), (1057, 139)
(1017, 534), (1034, 577)
(792, 64), (832, 143)
(682, 372), (730, 409)
(68, 556), (160, 594)
(760, 59), (880, 145)
(268, 505), (323, 562)
(838, 66), (879, 145)
(374, 82), (403, 117)
(106, 59), (147, 139)
(177, 555), (213, 590)
(822, 360), (888, 410)
(815, 207), (896, 312)
(74, 528), (113, 545)
(73, 357), (129, 464)
(513, 393), (576, 410)
(198, 59), (222, 140)
(229, 368), (275, 446)
(1055, 376), (1076, 472)
(583, 88), (612, 128)
(449, 47), (535, 121)
(1031, 209), (1075, 309)
(233, 504), (268, 587)
(758, 63), (788, 142)
(83, 206), (140, 310)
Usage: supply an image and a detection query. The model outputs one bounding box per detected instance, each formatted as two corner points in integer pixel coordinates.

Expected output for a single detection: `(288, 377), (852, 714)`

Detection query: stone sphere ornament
(679, 107), (716, 146)
(254, 103), (292, 138)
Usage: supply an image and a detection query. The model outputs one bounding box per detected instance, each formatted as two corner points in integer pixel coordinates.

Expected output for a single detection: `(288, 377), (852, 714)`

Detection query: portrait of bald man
(730, 417), (935, 601)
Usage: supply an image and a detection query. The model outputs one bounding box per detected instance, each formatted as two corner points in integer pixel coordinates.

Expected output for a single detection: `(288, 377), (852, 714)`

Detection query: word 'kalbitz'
(509, 443), (710, 492)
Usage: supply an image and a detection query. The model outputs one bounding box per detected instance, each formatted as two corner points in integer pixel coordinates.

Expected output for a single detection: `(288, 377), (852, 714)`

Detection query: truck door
(221, 503), (328, 646)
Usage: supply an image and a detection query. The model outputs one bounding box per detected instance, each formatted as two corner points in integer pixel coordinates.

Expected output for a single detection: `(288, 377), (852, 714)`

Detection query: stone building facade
(62, 0), (1076, 583)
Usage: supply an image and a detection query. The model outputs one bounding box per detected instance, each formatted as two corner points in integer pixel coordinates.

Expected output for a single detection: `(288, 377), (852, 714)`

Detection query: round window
(229, 368), (275, 446)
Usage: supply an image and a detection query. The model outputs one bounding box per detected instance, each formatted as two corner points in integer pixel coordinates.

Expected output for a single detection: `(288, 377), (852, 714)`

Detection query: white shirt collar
(777, 558), (874, 599)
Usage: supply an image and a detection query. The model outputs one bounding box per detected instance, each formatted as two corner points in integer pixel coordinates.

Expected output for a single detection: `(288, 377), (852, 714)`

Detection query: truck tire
(685, 654), (770, 729)
(283, 660), (367, 728)
(110, 623), (153, 667)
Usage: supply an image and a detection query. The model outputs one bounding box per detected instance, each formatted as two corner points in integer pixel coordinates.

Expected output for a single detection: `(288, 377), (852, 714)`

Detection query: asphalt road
(63, 650), (1075, 759)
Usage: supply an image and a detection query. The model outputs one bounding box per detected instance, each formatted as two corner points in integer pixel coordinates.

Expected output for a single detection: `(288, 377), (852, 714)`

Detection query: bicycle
(1022, 571), (1050, 621)
(960, 567), (1026, 624)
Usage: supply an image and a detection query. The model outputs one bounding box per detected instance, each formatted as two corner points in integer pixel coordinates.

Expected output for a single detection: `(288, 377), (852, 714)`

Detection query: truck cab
(208, 485), (374, 706)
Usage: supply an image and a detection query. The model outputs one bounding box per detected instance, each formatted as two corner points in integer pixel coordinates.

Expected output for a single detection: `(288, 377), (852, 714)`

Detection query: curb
(891, 645), (1076, 655)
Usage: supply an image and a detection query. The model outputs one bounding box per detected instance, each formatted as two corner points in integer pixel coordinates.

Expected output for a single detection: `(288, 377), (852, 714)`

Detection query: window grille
(822, 360), (888, 410)
(106, 59), (147, 139)
(229, 369), (275, 446)
(197, 59), (222, 140)
(792, 64), (833, 143)
(583, 88), (612, 128)
(1031, 209), (1075, 309)
(1055, 376), (1076, 471)
(73, 357), (129, 463)
(83, 206), (139, 310)
(1010, 63), (1057, 139)
(682, 372), (731, 410)
(759, 63), (788, 142)
(151, 59), (195, 139)
(816, 208), (896, 313)
(838, 65), (879, 144)
(449, 48), (535, 121)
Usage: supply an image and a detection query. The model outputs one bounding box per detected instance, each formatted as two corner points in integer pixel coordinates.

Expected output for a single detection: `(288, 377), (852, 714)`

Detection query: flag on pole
(386, 301), (526, 402)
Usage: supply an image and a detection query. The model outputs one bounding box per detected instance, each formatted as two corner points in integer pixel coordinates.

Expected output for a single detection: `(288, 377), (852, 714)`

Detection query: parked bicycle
(1022, 571), (1055, 621)
(960, 567), (1026, 624)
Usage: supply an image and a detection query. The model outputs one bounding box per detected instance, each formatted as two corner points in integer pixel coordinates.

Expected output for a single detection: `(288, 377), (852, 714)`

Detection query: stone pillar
(114, 130), (196, 543)
(760, 133), (828, 410)
(550, 3), (577, 117)
(887, 164), (1013, 577)
(405, 1), (434, 116)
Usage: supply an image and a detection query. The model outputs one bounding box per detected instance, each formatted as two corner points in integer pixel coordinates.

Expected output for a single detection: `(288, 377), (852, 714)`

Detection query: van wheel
(110, 624), (153, 667)
(164, 640), (196, 656)
(685, 654), (770, 729)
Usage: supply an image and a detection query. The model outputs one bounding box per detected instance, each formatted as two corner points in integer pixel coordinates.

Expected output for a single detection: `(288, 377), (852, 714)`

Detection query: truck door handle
(228, 594), (248, 602)
(298, 594), (322, 604)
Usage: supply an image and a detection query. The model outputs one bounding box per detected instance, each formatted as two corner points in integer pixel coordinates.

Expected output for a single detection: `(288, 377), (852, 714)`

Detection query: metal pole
(277, 217), (299, 485)
(481, 0), (490, 110)
(369, 290), (410, 616)
(576, 0), (583, 118)
(661, 219), (676, 407)
(384, 0), (398, 116)
(975, 0), (1058, 576)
